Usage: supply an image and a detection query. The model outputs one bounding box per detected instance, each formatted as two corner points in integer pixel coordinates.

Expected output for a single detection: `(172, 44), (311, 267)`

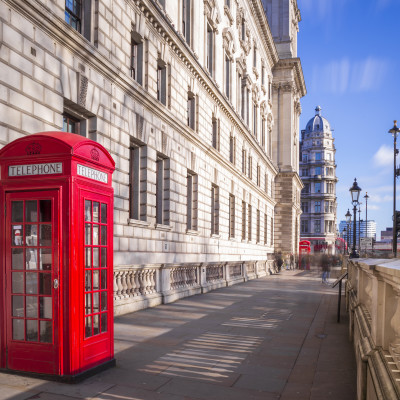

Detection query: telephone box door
(5, 191), (60, 374)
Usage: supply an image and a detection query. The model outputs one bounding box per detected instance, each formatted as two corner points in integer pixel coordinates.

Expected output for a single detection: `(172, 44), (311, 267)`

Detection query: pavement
(0, 268), (357, 400)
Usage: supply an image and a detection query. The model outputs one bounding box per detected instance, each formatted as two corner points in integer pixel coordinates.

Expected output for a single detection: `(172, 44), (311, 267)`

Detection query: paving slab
(0, 268), (356, 400)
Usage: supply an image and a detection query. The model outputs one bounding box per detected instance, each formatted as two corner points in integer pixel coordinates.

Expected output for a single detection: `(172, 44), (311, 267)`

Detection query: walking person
(290, 253), (294, 270)
(321, 252), (330, 284)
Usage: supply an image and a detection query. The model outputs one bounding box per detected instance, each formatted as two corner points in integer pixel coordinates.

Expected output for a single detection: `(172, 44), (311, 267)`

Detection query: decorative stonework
(204, 0), (221, 33)
(26, 143), (42, 155)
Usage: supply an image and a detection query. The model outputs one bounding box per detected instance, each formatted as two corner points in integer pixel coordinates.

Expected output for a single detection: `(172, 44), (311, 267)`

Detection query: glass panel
(39, 273), (51, 295)
(85, 224), (91, 245)
(26, 296), (38, 318)
(12, 225), (23, 246)
(40, 248), (52, 271)
(39, 200), (52, 222)
(25, 201), (37, 222)
(101, 291), (107, 311)
(12, 272), (24, 294)
(101, 204), (107, 223)
(100, 269), (107, 290)
(93, 248), (99, 267)
(93, 270), (99, 290)
(93, 225), (99, 245)
(85, 316), (92, 338)
(13, 319), (24, 340)
(93, 292), (99, 312)
(40, 297), (52, 319)
(85, 247), (92, 268)
(85, 271), (92, 291)
(101, 248), (107, 268)
(26, 249), (38, 270)
(93, 314), (100, 335)
(26, 272), (38, 294)
(93, 202), (99, 222)
(101, 313), (107, 333)
(12, 248), (24, 270)
(26, 320), (38, 341)
(40, 320), (52, 343)
(101, 226), (107, 246)
(85, 293), (91, 315)
(11, 201), (23, 222)
(25, 225), (38, 246)
(40, 225), (52, 246)
(12, 296), (24, 317)
(85, 200), (92, 222)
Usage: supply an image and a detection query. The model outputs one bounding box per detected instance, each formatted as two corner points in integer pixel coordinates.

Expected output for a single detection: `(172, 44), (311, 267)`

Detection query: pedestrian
(290, 253), (294, 270)
(321, 252), (330, 284)
(276, 252), (283, 273)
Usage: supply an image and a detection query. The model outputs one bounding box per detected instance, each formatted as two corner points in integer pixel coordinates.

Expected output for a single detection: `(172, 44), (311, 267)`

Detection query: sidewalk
(0, 269), (356, 400)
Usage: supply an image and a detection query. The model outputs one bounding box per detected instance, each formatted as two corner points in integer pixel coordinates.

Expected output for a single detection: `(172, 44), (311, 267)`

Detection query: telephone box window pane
(93, 314), (100, 335)
(25, 225), (38, 246)
(93, 225), (99, 245)
(101, 313), (107, 333)
(85, 316), (92, 338)
(40, 248), (52, 270)
(100, 269), (107, 289)
(12, 248), (24, 270)
(85, 224), (91, 245)
(85, 271), (92, 291)
(101, 248), (107, 268)
(93, 270), (99, 290)
(13, 319), (24, 341)
(12, 296), (24, 317)
(40, 321), (52, 343)
(93, 292), (99, 312)
(93, 202), (99, 222)
(101, 204), (107, 223)
(85, 248), (92, 268)
(26, 249), (38, 270)
(26, 320), (38, 341)
(26, 296), (38, 318)
(12, 225), (23, 246)
(101, 226), (107, 245)
(39, 200), (52, 222)
(25, 201), (38, 222)
(11, 201), (23, 222)
(40, 297), (52, 319)
(40, 225), (52, 246)
(101, 291), (107, 311)
(85, 293), (91, 315)
(85, 201), (92, 222)
(26, 272), (38, 294)
(39, 273), (51, 295)
(12, 272), (24, 293)
(93, 248), (99, 267)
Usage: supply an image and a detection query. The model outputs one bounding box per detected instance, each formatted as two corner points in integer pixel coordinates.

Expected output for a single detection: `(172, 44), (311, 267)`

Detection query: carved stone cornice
(273, 57), (306, 98)
(204, 0), (221, 33)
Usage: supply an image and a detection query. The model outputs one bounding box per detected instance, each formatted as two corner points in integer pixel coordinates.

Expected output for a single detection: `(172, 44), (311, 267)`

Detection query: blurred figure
(321, 252), (331, 284)
(290, 253), (294, 270)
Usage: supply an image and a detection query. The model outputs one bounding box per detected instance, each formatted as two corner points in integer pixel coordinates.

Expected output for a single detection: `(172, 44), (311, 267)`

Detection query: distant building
(381, 227), (393, 243)
(338, 220), (377, 247)
(299, 107), (337, 253)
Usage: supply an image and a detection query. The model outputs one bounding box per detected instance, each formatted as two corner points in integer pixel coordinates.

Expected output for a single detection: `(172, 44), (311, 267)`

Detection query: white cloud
(367, 204), (380, 211)
(373, 145), (393, 167)
(299, 0), (348, 20)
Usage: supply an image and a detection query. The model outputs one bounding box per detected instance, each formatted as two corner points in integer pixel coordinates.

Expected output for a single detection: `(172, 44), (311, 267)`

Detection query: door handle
(53, 279), (59, 289)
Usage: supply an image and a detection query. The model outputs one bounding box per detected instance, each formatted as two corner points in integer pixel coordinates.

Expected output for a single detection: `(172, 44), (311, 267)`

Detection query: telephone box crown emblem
(90, 148), (100, 161)
(26, 142), (42, 155)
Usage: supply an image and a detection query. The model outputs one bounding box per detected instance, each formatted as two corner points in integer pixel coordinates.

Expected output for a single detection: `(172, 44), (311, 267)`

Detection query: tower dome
(305, 106), (331, 134)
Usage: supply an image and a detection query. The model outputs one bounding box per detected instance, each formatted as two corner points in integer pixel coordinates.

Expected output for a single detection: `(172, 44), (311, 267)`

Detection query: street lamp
(358, 203), (362, 251)
(389, 121), (400, 257)
(364, 192), (369, 238)
(349, 178), (361, 258)
(342, 227), (347, 255)
(345, 209), (352, 255)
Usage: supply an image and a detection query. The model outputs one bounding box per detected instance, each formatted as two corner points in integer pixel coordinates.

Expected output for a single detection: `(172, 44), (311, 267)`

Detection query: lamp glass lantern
(350, 178), (361, 205)
(345, 209), (352, 224)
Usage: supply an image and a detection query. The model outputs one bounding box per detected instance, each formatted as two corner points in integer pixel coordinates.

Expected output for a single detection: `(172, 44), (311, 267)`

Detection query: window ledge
(211, 233), (220, 239)
(128, 218), (150, 227)
(186, 229), (199, 236)
(156, 223), (172, 231)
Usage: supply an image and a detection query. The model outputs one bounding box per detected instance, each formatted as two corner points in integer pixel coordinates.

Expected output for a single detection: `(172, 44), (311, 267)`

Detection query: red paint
(299, 240), (311, 270)
(0, 132), (115, 378)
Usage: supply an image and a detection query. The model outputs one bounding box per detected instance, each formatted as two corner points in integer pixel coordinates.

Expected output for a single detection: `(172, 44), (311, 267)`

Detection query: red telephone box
(299, 240), (311, 270)
(0, 132), (115, 380)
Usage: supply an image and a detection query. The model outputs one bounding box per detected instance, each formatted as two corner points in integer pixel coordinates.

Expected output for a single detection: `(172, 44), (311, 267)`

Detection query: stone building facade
(300, 106), (337, 254)
(0, 0), (305, 313)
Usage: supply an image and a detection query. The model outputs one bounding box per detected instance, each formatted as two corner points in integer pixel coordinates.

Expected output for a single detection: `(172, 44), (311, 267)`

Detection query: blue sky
(297, 0), (400, 239)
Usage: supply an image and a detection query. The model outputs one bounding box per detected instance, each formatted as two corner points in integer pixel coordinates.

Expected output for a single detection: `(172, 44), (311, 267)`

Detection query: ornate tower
(300, 106), (338, 253)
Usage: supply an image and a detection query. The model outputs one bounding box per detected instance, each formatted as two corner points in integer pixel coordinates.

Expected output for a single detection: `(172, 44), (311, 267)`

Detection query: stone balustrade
(113, 260), (272, 315)
(346, 258), (400, 400)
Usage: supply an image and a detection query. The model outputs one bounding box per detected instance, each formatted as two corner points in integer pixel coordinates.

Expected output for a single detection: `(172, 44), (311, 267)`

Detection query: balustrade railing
(114, 267), (157, 300)
(170, 266), (198, 289)
(230, 264), (242, 278)
(206, 264), (224, 282)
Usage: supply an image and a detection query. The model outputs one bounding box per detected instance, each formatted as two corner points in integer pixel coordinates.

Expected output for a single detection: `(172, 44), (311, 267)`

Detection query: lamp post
(349, 179), (361, 258)
(364, 192), (369, 238)
(358, 204), (362, 251)
(345, 209), (352, 255)
(389, 121), (400, 257)
(343, 227), (347, 255)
